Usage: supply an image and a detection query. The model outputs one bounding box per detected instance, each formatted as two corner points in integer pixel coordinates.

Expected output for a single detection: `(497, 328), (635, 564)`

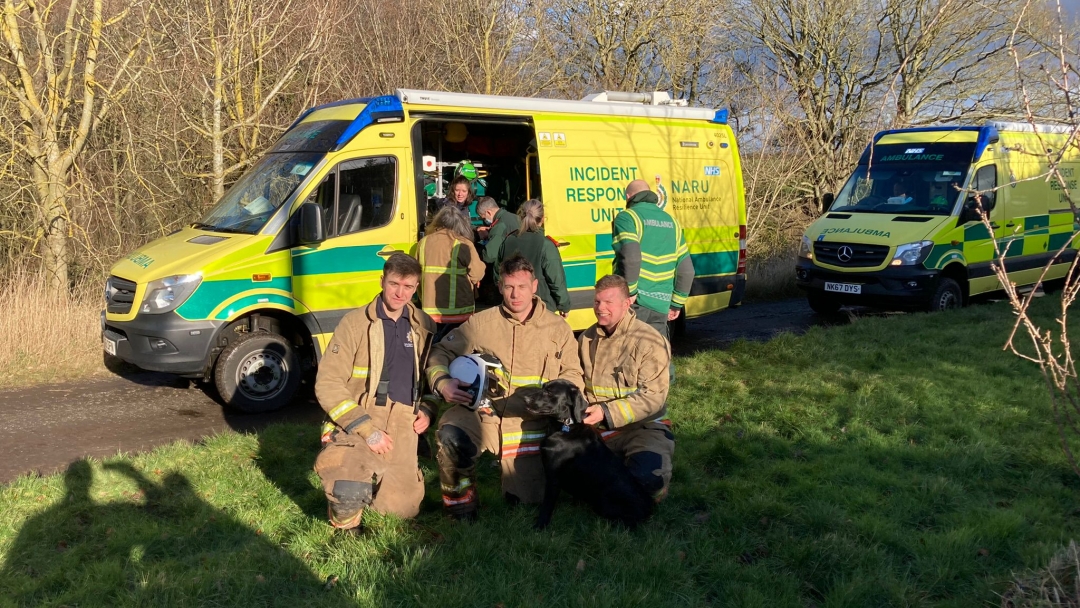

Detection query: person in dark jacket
(497, 199), (570, 316)
(476, 196), (520, 264)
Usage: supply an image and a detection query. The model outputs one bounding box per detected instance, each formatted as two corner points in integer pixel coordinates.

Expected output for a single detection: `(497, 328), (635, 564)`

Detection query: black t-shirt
(375, 297), (415, 404)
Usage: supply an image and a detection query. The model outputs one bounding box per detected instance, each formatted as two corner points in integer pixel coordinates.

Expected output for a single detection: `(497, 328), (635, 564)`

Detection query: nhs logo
(704, 166), (721, 176)
(904, 148), (925, 154)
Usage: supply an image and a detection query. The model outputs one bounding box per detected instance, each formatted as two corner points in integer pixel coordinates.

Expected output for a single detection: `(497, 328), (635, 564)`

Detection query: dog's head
(523, 379), (589, 425)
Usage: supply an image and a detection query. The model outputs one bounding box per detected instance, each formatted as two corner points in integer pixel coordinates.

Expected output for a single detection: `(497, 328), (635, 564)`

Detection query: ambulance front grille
(813, 242), (890, 267)
(105, 276), (137, 314)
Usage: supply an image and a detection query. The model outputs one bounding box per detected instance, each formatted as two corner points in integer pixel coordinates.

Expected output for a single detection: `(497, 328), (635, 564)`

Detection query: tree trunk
(40, 177), (70, 300)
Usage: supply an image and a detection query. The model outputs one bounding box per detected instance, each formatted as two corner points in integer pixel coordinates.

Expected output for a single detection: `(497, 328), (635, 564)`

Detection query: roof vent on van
(581, 91), (689, 107)
(188, 235), (229, 245)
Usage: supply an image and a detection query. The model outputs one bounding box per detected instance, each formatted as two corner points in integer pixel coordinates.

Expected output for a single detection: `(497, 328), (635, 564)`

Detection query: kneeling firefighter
(427, 254), (584, 519)
(579, 274), (675, 501)
(313, 253), (437, 529)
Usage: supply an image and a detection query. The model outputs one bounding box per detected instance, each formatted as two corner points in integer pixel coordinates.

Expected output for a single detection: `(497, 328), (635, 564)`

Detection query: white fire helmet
(448, 353), (506, 410)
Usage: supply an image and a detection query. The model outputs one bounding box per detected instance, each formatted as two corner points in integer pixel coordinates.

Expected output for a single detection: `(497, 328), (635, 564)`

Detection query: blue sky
(1064, 0), (1079, 18)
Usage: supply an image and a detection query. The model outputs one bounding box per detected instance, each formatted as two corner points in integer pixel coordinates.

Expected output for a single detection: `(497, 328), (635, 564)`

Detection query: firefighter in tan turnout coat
(313, 254), (437, 529)
(579, 274), (675, 501)
(427, 254), (584, 518)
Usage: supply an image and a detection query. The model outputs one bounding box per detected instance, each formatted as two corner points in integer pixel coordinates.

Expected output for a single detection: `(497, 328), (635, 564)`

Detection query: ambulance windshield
(830, 164), (969, 216)
(829, 141), (975, 216)
(194, 119), (351, 234)
(195, 151), (323, 234)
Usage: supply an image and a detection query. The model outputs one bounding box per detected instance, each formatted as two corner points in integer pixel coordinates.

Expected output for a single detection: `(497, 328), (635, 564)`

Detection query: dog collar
(561, 419), (572, 432)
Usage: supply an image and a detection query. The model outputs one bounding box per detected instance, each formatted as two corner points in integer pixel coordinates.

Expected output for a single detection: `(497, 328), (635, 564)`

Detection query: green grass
(2, 299), (1078, 607)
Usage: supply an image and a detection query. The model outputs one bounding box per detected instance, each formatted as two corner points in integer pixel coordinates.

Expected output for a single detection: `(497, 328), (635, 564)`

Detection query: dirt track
(0, 298), (829, 483)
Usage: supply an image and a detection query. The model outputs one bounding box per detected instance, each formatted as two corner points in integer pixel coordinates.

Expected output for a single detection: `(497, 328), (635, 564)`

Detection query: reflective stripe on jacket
(417, 229), (485, 323)
(578, 309), (670, 429)
(612, 203), (694, 314)
(316, 297), (436, 439)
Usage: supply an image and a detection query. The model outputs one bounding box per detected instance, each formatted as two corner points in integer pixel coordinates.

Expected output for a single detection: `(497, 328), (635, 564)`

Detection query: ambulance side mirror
(298, 203), (326, 245)
(820, 192), (835, 214)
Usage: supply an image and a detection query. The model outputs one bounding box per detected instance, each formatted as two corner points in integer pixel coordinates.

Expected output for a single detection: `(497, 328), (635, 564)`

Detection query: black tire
(927, 277), (963, 312)
(214, 331), (301, 413)
(807, 291), (842, 315)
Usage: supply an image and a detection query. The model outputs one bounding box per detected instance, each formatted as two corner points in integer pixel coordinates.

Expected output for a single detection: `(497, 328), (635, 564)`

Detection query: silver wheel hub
(236, 350), (287, 400)
(940, 291), (957, 309)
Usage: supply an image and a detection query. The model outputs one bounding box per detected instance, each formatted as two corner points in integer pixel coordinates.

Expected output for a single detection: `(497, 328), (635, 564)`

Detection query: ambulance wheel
(806, 291), (842, 315)
(927, 278), (962, 312)
(214, 331), (301, 413)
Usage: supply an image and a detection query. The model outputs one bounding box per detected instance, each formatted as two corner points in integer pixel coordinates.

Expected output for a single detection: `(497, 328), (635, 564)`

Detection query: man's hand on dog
(366, 430), (394, 454)
(583, 405), (605, 426)
(438, 378), (474, 405)
(413, 411), (431, 434)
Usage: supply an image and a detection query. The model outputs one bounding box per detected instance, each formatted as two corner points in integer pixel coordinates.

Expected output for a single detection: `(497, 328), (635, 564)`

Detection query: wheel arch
(205, 307), (318, 379)
(939, 262), (970, 304)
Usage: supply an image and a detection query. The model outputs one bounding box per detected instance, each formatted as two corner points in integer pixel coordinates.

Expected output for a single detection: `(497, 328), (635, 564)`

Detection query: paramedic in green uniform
(611, 179), (695, 344)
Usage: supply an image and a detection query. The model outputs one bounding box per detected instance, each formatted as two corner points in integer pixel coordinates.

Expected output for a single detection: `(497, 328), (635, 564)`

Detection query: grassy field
(1, 298), (1078, 607)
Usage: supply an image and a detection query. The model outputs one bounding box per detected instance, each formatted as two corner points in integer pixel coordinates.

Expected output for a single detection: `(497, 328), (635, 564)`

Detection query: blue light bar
(332, 95), (405, 151)
(973, 124), (1000, 160)
(712, 109), (729, 124)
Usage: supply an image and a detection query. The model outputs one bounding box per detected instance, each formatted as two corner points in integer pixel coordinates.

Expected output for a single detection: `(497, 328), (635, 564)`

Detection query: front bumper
(102, 310), (224, 376)
(795, 259), (942, 308)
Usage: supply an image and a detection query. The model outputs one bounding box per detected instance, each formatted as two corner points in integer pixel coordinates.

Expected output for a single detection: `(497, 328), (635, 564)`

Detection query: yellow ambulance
(796, 122), (1080, 314)
(102, 90), (747, 411)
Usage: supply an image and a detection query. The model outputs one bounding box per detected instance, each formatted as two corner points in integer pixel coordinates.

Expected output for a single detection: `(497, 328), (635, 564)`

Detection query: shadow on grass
(254, 423), (327, 521)
(0, 460), (350, 606)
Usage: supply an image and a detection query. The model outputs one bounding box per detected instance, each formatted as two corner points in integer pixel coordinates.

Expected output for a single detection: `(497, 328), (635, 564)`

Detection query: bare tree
(0, 0), (152, 296)
(538, 0), (727, 97)
(152, 0), (332, 203)
(980, 0), (1080, 477)
(424, 0), (556, 96)
(883, 0), (1026, 126)
(737, 0), (891, 201)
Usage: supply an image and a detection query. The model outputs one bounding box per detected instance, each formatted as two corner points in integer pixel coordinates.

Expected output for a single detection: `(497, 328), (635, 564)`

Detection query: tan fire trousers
(314, 400), (424, 528)
(436, 404), (547, 514)
(603, 420), (675, 501)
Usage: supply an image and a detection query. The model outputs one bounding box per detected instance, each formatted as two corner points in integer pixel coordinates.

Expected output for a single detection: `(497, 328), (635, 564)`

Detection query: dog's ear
(571, 385), (590, 424)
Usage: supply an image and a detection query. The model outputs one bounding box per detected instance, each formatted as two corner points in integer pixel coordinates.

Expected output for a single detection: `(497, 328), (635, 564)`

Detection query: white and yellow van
(102, 89), (747, 411)
(796, 122), (1080, 314)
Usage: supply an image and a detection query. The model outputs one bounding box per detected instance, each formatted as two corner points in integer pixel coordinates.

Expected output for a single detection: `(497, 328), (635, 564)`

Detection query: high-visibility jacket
(612, 200), (695, 315)
(417, 228), (485, 323)
(316, 297), (436, 441)
(578, 309), (670, 429)
(427, 297), (584, 448)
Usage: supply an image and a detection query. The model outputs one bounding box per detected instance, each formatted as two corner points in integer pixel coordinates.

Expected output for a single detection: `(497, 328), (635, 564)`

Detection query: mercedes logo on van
(837, 246), (854, 262)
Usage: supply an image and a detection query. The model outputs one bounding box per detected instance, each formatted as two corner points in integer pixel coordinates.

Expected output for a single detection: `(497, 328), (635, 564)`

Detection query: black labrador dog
(523, 379), (654, 529)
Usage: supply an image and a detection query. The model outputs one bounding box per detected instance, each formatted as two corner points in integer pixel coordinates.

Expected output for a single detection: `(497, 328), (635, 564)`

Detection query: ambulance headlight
(140, 274), (202, 314)
(890, 241), (934, 266)
(798, 236), (813, 260)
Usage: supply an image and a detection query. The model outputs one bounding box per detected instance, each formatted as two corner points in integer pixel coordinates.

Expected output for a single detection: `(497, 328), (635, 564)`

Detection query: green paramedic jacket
(481, 208), (521, 264)
(497, 230), (571, 314)
(611, 196), (694, 315)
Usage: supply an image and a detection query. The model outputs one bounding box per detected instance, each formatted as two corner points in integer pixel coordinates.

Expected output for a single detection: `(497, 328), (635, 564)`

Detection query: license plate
(825, 282), (861, 294)
(104, 337), (117, 356)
